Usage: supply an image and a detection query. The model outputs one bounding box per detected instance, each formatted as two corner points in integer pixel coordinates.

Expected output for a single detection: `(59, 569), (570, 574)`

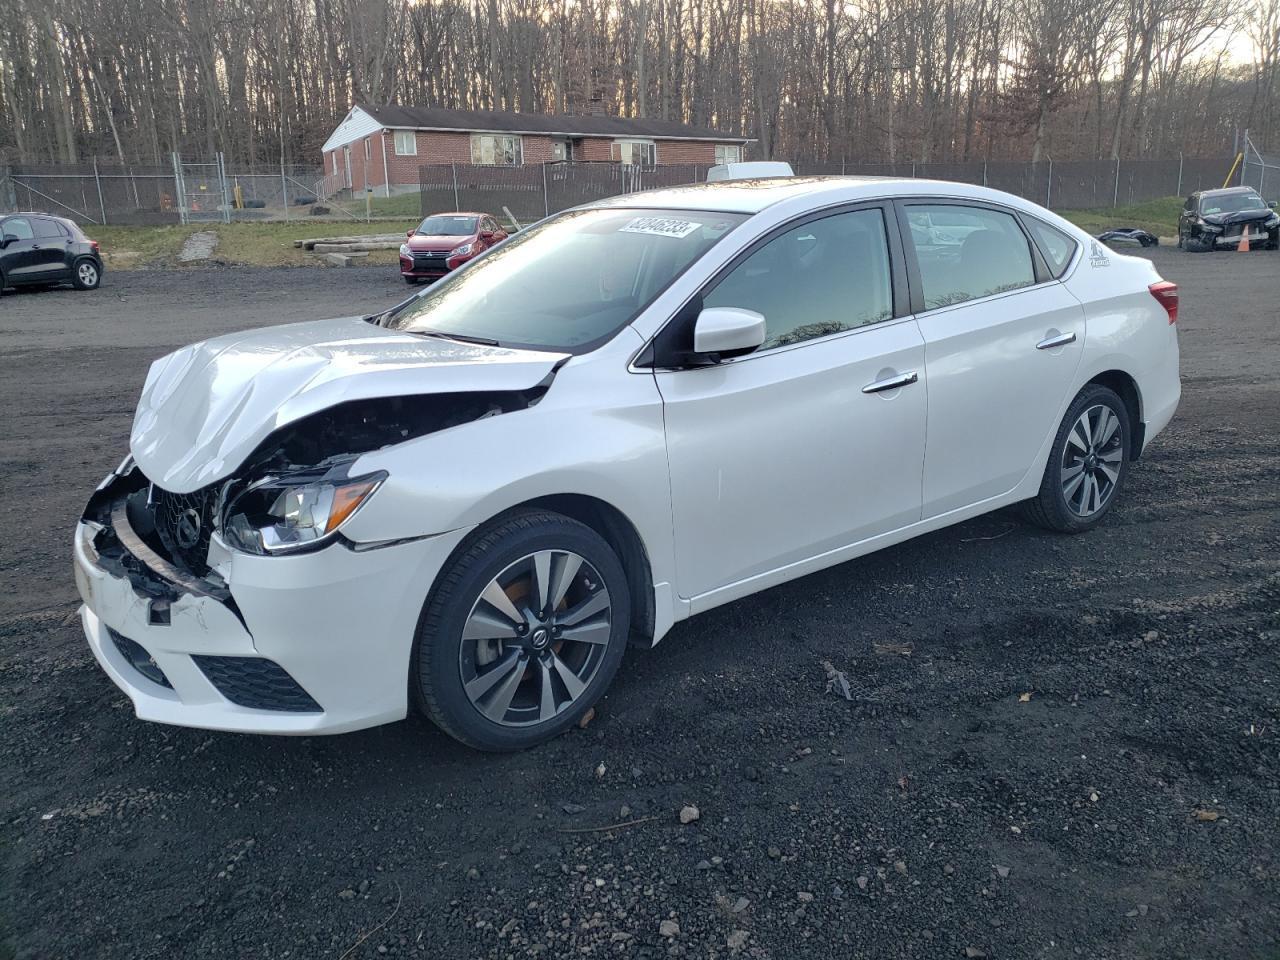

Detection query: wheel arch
(430, 494), (658, 650)
(516, 494), (656, 648)
(1086, 369), (1143, 459)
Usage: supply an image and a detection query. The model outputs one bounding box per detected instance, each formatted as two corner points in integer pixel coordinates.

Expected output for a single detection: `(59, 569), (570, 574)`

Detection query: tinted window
(703, 208), (893, 350)
(32, 218), (64, 239)
(2, 217), (34, 241)
(906, 204), (1035, 309)
(1024, 217), (1077, 278)
(386, 208), (747, 351)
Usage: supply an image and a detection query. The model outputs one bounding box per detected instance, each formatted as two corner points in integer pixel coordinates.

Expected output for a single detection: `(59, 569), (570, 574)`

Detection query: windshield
(1201, 192), (1267, 215)
(385, 207), (747, 351)
(416, 215), (479, 236)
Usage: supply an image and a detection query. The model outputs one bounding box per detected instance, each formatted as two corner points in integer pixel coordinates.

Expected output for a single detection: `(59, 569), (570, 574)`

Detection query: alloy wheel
(78, 262), (99, 287)
(458, 549), (612, 727)
(1060, 403), (1124, 517)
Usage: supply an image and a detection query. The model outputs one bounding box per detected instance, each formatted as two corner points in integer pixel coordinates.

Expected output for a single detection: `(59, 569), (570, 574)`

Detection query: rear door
(896, 200), (1085, 519)
(30, 217), (73, 278)
(653, 204), (928, 602)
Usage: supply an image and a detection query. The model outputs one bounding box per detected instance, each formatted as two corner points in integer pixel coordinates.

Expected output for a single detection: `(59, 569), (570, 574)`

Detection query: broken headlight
(221, 471), (386, 556)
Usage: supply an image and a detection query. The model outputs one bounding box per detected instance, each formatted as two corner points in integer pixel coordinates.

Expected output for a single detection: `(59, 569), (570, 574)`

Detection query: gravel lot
(1, 252), (1278, 960)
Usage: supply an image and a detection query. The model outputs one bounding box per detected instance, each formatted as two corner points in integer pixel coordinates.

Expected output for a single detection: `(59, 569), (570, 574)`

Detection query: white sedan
(73, 177), (1181, 749)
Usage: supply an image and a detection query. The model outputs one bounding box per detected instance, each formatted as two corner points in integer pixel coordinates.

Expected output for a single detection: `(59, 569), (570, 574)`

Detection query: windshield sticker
(1088, 241), (1110, 268)
(620, 216), (702, 239)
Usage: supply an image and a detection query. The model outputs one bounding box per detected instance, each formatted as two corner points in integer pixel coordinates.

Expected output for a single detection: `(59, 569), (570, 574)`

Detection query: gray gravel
(0, 249), (1277, 959)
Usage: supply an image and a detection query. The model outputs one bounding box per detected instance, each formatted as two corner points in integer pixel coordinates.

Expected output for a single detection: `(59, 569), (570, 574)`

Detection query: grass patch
(1059, 197), (1183, 238)
(90, 220), (418, 269)
(330, 193), (426, 218)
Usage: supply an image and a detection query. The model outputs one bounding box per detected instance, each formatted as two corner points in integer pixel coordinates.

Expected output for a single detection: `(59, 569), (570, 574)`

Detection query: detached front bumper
(74, 469), (470, 735)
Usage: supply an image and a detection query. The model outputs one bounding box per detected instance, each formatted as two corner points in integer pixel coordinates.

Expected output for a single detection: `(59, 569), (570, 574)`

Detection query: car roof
(423, 211), (487, 217)
(1198, 187), (1258, 197)
(583, 176), (1059, 217)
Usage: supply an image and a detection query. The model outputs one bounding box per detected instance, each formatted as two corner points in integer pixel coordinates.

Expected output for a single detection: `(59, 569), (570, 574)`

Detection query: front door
(0, 217), (41, 281)
(654, 206), (927, 602)
(899, 201), (1086, 518)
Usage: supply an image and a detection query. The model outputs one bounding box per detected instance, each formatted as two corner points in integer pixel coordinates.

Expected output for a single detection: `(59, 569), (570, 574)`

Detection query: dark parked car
(0, 213), (103, 292)
(1178, 187), (1279, 252)
(399, 212), (507, 284)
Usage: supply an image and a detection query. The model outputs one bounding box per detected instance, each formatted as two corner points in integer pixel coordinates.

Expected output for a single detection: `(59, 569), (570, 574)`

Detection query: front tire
(403, 275), (419, 285)
(413, 510), (631, 751)
(72, 258), (101, 290)
(1021, 384), (1131, 533)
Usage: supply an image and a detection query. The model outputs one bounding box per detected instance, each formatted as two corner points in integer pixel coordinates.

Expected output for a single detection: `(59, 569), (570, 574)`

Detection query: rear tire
(412, 510), (631, 751)
(1020, 384), (1131, 534)
(71, 258), (101, 290)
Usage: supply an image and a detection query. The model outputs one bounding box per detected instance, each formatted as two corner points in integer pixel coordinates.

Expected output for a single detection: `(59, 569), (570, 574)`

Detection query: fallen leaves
(1018, 692), (1032, 703)
(1192, 808), (1221, 822)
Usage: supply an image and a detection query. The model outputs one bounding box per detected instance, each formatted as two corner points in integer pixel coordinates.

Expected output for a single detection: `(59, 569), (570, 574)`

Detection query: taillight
(90, 240), (100, 253)
(1149, 280), (1178, 324)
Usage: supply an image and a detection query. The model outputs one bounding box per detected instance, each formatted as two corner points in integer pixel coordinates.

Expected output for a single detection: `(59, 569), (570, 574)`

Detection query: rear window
(32, 218), (65, 239)
(904, 204), (1036, 310)
(1024, 217), (1077, 278)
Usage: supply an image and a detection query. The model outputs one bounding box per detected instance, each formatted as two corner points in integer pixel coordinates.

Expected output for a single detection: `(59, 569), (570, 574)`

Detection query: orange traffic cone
(1237, 227), (1250, 252)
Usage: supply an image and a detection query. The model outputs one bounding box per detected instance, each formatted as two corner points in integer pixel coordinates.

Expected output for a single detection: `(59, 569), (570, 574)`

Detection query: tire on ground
(412, 509), (631, 751)
(1020, 383), (1132, 534)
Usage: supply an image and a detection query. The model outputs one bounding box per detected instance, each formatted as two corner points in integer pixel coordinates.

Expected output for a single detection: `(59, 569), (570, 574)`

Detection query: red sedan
(399, 212), (508, 284)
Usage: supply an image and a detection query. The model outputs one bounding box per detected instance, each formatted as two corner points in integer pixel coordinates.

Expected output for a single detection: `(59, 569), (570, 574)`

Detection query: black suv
(1178, 187), (1280, 252)
(0, 213), (104, 292)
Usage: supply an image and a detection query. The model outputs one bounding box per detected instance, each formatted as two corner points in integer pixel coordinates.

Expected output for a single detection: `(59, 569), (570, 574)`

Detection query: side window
(1023, 217), (1077, 279)
(905, 204), (1035, 309)
(703, 208), (894, 350)
(33, 218), (64, 239)
(2, 217), (34, 241)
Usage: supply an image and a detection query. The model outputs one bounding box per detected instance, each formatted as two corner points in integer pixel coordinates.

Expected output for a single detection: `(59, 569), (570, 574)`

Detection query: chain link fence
(417, 162), (706, 224)
(1241, 132), (1278, 202)
(792, 156), (1235, 208)
(0, 155), (327, 225)
(3, 153), (1244, 227)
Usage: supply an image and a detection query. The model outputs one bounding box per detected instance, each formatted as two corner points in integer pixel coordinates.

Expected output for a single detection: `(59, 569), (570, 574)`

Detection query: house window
(394, 130), (417, 156)
(715, 144), (742, 164)
(471, 134), (523, 166)
(612, 139), (657, 166)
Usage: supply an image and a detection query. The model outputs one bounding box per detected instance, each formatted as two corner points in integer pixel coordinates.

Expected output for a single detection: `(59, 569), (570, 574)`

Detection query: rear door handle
(862, 371), (919, 394)
(1036, 332), (1076, 350)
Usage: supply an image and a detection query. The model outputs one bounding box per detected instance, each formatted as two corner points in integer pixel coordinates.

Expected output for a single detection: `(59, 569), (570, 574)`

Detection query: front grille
(412, 252), (449, 271)
(108, 628), (172, 688)
(153, 485), (218, 576)
(193, 656), (322, 712)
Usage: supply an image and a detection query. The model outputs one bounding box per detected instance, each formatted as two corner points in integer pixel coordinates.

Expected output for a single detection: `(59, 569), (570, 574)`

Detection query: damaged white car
(74, 177), (1181, 749)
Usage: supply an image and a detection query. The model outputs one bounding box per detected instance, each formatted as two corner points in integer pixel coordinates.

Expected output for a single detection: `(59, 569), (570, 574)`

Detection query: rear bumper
(74, 472), (472, 735)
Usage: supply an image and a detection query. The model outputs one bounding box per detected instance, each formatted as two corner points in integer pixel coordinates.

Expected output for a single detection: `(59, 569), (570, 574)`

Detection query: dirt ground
(1, 250), (1277, 960)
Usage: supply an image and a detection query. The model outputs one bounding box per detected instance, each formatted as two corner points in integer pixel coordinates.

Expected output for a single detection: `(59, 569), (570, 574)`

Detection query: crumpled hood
(1202, 209), (1275, 226)
(130, 316), (567, 493)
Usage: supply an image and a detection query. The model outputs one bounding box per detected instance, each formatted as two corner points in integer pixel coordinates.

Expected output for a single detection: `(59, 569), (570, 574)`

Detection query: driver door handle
(862, 371), (919, 394)
(1036, 332), (1076, 350)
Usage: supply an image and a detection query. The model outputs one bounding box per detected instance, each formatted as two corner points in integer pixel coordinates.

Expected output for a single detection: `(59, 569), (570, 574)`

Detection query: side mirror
(693, 307), (766, 358)
(1270, 201), (1277, 210)
(406, 230), (415, 238)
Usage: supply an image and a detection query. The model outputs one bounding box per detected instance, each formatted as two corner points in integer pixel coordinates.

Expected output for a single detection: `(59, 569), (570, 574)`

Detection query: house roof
(355, 103), (752, 144)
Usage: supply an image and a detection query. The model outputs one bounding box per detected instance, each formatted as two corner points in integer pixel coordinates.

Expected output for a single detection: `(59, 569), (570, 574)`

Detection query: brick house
(321, 104), (753, 197)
